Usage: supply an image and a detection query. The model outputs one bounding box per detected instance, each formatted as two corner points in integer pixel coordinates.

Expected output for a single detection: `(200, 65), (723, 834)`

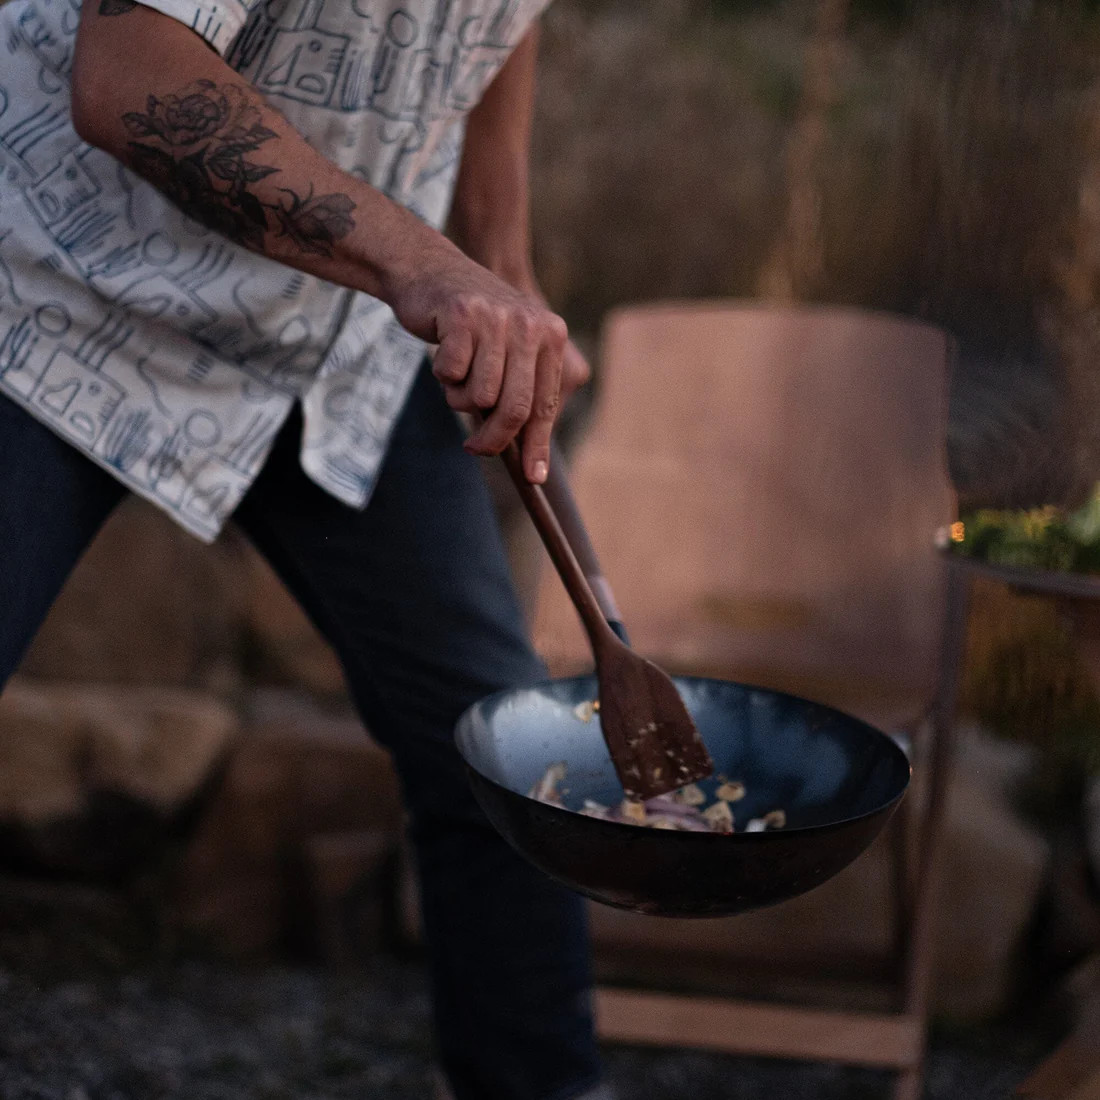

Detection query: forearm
(449, 26), (540, 291)
(71, 3), (573, 481)
(71, 3), (459, 328)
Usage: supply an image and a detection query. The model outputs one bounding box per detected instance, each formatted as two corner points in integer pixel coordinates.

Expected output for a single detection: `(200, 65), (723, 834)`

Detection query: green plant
(948, 486), (1100, 574)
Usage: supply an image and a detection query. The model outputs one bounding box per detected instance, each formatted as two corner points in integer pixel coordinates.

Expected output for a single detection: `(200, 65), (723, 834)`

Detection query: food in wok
(530, 761), (786, 836)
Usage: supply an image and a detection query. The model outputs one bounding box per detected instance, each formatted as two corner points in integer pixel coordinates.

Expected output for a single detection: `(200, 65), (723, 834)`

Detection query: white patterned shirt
(0, 0), (548, 541)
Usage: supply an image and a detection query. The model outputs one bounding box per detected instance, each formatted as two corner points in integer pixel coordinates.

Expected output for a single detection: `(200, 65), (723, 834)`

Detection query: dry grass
(533, 0), (1100, 507)
(531, 1), (806, 332)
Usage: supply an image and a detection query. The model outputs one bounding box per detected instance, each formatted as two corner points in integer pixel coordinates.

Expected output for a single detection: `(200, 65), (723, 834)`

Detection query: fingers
(462, 311), (567, 481)
(464, 320), (538, 459)
(433, 283), (570, 481)
(518, 341), (564, 483)
(432, 327), (474, 387)
(445, 312), (507, 413)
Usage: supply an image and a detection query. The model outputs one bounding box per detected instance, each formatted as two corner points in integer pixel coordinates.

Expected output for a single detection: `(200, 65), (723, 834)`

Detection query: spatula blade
(596, 648), (714, 801)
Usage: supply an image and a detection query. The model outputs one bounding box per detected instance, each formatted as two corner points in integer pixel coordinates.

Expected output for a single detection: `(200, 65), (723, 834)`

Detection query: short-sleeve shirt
(0, 0), (548, 541)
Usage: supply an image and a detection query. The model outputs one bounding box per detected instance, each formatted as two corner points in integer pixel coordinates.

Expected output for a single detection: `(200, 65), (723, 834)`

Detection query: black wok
(456, 675), (909, 918)
(460, 444), (911, 917)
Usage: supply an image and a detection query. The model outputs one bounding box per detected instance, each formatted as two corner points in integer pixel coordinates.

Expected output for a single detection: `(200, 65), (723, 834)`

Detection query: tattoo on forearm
(99, 0), (138, 14)
(121, 80), (356, 257)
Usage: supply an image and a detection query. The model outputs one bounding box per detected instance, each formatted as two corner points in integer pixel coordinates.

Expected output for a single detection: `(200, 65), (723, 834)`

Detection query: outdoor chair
(533, 302), (963, 1100)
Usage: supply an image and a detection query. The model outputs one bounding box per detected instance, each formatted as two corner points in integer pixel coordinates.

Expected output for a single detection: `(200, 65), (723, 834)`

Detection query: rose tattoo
(121, 80), (356, 256)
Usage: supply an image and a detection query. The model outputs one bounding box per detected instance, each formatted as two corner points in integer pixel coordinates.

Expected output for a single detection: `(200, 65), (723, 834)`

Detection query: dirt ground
(0, 892), (1058, 1100)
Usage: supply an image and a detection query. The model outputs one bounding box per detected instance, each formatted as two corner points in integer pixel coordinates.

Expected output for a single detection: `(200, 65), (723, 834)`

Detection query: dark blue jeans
(0, 369), (602, 1100)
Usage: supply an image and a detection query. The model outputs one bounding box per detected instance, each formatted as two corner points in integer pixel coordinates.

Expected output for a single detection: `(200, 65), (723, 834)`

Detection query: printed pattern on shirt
(0, 0), (548, 541)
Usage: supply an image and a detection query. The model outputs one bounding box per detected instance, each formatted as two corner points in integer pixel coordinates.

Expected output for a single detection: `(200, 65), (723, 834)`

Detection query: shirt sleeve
(130, 0), (257, 57)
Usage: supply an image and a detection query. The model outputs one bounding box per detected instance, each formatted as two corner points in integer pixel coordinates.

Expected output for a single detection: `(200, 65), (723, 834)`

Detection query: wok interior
(457, 676), (910, 830)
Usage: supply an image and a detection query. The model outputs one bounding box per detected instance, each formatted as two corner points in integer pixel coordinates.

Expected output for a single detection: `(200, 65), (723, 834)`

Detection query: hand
(386, 241), (569, 484)
(490, 269), (590, 403)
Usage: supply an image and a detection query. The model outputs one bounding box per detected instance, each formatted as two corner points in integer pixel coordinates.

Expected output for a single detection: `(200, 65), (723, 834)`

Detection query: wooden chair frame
(532, 303), (965, 1100)
(591, 560), (968, 1100)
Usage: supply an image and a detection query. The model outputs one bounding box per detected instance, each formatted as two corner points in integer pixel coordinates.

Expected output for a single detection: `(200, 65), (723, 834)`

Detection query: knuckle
(547, 315), (568, 345)
(503, 402), (532, 430)
(449, 295), (475, 323)
(433, 355), (465, 382)
(535, 395), (561, 420)
(565, 365), (589, 391)
(471, 384), (499, 408)
(513, 307), (540, 340)
(444, 388), (471, 412)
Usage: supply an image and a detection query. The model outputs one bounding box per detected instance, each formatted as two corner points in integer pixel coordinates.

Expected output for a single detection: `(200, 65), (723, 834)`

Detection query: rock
(0, 679), (237, 819)
(17, 494), (350, 696)
(0, 678), (238, 882)
(932, 731), (1050, 1020)
(0, 683), (86, 823)
(18, 499), (248, 689)
(174, 691), (402, 957)
(304, 831), (396, 963)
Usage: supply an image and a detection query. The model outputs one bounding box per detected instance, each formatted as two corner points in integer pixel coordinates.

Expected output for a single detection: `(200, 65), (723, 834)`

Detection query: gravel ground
(0, 894), (1056, 1100)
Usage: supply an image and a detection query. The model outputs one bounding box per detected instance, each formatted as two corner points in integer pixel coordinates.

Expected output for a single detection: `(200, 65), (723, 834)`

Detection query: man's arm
(70, 2), (566, 482)
(448, 26), (590, 405)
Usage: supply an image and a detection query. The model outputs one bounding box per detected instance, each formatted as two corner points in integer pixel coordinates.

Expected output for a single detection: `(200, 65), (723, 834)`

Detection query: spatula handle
(496, 439), (619, 651)
(542, 442), (629, 644)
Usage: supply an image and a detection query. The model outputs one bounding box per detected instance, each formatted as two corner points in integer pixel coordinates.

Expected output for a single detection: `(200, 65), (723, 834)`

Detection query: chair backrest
(534, 303), (956, 728)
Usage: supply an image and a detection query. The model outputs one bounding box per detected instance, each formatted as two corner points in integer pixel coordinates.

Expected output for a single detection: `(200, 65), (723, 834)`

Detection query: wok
(457, 444), (910, 917)
(456, 675), (910, 917)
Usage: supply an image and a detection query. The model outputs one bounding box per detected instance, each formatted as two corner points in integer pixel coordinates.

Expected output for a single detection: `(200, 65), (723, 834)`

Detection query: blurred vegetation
(533, 0), (1100, 506)
(951, 492), (1100, 574)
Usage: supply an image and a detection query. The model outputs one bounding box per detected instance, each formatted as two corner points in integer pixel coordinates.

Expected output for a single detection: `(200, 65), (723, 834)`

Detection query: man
(0, 1), (609, 1097)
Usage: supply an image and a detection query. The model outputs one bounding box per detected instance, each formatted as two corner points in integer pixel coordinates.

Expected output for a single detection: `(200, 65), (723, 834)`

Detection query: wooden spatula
(497, 440), (714, 801)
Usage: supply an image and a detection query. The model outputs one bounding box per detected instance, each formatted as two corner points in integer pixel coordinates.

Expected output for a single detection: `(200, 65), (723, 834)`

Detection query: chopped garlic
(530, 762), (567, 803)
(702, 801), (735, 834)
(675, 783), (706, 806)
(716, 781), (747, 803)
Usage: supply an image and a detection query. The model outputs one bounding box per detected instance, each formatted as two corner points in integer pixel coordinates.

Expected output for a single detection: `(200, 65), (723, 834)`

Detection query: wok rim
(456, 673), (913, 838)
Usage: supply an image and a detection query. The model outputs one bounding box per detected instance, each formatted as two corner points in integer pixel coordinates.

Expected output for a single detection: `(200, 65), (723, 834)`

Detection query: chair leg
(894, 1062), (927, 1100)
(890, 809), (914, 972)
(888, 712), (930, 971)
(892, 562), (972, 1100)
